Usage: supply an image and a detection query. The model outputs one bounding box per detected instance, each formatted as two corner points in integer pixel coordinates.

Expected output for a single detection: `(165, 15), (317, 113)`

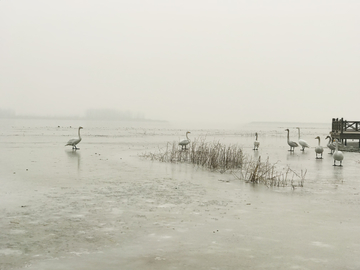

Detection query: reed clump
(234, 156), (306, 188)
(141, 138), (244, 172)
(141, 138), (306, 187)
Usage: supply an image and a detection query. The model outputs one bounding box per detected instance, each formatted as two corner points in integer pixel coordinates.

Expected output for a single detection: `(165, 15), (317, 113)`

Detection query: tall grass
(234, 156), (307, 188)
(141, 137), (306, 187)
(141, 138), (244, 172)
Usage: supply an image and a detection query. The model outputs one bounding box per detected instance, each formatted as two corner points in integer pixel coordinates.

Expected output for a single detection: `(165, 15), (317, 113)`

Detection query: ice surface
(1, 119), (360, 269)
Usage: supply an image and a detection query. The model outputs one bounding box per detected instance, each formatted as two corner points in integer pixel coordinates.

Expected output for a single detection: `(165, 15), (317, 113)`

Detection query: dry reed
(141, 137), (306, 187)
(234, 156), (307, 188)
(141, 138), (244, 172)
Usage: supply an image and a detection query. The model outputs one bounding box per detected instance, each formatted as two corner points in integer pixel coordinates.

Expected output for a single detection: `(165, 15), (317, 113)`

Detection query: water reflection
(286, 152), (296, 160)
(65, 150), (81, 170)
(332, 165), (343, 181)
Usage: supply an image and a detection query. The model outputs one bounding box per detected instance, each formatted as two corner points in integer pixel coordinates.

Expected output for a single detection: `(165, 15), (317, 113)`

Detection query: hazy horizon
(1, 1), (359, 125)
(0, 107), (334, 124)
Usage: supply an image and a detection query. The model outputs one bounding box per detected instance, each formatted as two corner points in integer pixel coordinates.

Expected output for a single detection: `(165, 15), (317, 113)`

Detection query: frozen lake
(1, 119), (360, 269)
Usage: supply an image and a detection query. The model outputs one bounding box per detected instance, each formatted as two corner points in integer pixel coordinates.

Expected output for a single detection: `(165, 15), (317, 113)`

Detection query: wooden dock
(330, 118), (360, 147)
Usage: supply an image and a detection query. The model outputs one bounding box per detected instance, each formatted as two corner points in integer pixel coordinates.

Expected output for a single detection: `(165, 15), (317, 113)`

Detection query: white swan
(179, 131), (191, 150)
(296, 127), (310, 151)
(314, 136), (324, 159)
(333, 140), (344, 166)
(285, 129), (298, 151)
(253, 132), (260, 150)
(65, 126), (83, 150)
(325, 135), (336, 154)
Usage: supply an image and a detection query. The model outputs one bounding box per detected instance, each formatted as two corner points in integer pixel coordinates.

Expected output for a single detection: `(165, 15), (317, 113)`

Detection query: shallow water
(1, 119), (360, 269)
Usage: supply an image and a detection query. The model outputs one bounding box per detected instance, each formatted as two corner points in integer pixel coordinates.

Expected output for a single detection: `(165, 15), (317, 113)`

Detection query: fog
(1, 1), (359, 126)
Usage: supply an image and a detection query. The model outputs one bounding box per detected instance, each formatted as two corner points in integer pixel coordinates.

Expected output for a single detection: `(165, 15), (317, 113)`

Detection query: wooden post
(340, 118), (344, 133)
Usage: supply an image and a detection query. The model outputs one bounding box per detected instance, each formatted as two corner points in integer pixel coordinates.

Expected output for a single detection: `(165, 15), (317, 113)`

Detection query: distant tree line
(0, 108), (150, 121)
(0, 109), (15, 118)
(85, 109), (145, 120)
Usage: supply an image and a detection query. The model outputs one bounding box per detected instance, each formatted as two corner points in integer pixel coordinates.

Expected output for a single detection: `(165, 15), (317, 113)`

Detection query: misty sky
(1, 1), (359, 125)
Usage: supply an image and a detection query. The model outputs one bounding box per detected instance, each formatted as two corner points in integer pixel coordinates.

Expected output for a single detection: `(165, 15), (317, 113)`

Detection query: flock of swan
(254, 127), (343, 166)
(282, 127), (343, 166)
(65, 126), (344, 166)
(180, 128), (344, 167)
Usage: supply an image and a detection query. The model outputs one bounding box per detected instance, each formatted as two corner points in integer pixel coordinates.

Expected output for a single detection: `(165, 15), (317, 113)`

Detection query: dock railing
(331, 118), (360, 148)
(332, 118), (360, 133)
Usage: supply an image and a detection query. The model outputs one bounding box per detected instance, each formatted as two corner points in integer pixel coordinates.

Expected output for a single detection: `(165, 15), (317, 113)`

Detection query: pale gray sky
(1, 0), (359, 124)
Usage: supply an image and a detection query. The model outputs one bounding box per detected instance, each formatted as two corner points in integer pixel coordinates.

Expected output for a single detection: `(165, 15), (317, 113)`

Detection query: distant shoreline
(247, 121), (329, 125)
(0, 116), (168, 123)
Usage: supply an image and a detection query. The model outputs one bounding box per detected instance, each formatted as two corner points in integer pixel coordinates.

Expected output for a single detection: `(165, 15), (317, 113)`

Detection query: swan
(65, 126), (83, 150)
(325, 135), (336, 154)
(296, 127), (310, 151)
(285, 129), (298, 151)
(253, 132), (260, 150)
(314, 136), (324, 159)
(179, 131), (191, 150)
(333, 140), (344, 166)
